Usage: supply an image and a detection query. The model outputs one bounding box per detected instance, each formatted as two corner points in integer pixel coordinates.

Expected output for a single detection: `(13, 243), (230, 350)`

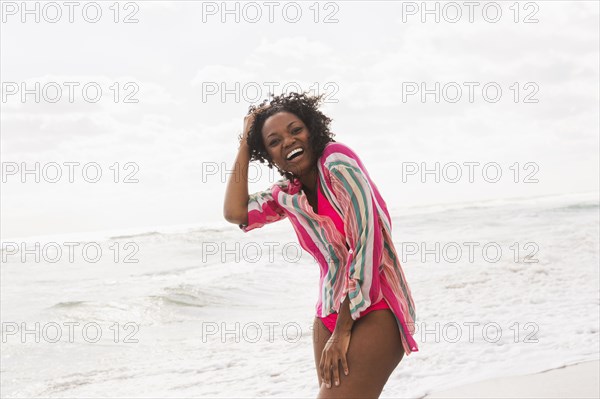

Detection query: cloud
(2, 1), (597, 237)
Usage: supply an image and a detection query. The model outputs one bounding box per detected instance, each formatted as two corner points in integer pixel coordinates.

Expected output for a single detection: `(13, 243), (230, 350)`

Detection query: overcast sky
(1, 0), (598, 238)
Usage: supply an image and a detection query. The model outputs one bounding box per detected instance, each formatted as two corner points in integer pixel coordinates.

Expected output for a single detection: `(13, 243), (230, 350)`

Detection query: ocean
(1, 192), (598, 398)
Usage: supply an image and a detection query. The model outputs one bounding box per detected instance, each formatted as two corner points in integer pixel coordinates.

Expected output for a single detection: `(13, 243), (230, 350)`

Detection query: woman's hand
(239, 104), (270, 147)
(319, 330), (351, 389)
(240, 112), (255, 145)
(237, 114), (253, 149)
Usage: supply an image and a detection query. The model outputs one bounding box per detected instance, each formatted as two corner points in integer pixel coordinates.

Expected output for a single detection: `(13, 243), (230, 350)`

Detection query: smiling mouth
(286, 148), (305, 161)
(287, 152), (305, 164)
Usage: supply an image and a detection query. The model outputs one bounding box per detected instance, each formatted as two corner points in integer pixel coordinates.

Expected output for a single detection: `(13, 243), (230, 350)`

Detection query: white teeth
(286, 148), (303, 160)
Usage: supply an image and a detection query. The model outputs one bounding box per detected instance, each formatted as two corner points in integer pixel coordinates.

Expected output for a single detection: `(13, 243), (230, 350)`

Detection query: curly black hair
(244, 92), (336, 181)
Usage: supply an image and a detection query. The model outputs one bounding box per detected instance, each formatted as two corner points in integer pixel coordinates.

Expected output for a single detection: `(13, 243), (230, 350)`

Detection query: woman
(223, 92), (419, 398)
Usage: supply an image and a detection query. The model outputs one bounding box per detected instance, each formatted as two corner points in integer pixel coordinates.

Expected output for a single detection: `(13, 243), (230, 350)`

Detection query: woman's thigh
(316, 309), (405, 399)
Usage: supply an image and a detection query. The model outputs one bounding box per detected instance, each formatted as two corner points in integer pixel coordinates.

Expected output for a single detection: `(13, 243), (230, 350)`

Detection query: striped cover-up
(239, 141), (419, 355)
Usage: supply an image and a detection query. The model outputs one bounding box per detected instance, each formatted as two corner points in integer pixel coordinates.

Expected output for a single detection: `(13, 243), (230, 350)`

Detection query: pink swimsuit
(315, 177), (390, 333)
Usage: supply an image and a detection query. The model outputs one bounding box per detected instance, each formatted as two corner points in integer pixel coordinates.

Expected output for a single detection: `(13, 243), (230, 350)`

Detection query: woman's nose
(282, 134), (296, 148)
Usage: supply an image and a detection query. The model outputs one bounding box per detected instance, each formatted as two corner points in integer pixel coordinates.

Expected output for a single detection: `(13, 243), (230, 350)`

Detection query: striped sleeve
(239, 182), (287, 233)
(329, 163), (384, 320)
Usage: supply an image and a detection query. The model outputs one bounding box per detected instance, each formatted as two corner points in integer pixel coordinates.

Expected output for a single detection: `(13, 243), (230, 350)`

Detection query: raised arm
(223, 113), (255, 225)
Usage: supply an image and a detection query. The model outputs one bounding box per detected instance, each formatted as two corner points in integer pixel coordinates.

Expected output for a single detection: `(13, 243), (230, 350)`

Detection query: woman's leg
(316, 309), (405, 399)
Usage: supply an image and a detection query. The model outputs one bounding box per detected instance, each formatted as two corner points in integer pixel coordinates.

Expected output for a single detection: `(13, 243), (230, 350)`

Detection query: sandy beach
(424, 360), (600, 398)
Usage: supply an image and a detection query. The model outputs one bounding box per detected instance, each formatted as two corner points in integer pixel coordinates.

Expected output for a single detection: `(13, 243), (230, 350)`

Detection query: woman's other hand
(239, 103), (270, 147)
(319, 330), (351, 388)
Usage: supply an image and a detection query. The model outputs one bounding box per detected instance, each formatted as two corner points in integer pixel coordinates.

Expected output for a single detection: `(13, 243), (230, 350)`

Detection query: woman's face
(261, 111), (313, 177)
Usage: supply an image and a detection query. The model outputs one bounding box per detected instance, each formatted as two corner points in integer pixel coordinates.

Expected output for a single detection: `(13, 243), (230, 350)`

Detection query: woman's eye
(292, 128), (302, 134)
(269, 139), (279, 146)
